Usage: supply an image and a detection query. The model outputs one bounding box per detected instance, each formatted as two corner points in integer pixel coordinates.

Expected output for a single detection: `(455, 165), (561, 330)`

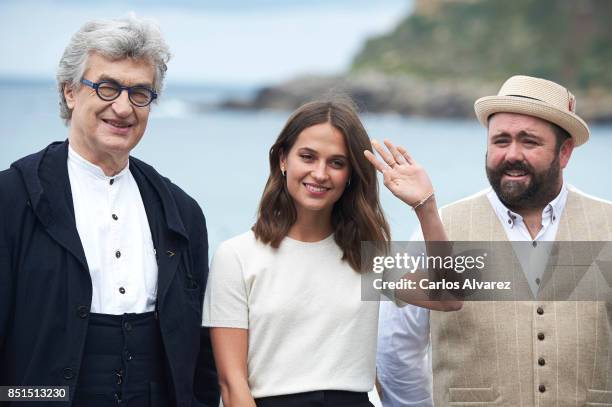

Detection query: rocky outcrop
(218, 0), (612, 123)
(218, 73), (612, 122)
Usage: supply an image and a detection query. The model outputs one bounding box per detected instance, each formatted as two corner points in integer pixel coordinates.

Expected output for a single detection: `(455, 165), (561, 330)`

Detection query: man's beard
(486, 153), (562, 211)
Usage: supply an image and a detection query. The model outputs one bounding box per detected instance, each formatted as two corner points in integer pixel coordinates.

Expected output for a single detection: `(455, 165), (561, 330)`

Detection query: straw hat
(474, 75), (590, 146)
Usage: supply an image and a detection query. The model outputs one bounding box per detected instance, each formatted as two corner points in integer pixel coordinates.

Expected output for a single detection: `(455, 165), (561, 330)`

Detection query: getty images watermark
(370, 250), (512, 291)
(360, 241), (612, 301)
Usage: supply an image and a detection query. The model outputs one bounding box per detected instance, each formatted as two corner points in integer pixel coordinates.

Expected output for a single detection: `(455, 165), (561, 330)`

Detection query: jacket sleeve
(192, 210), (220, 406)
(194, 327), (220, 406)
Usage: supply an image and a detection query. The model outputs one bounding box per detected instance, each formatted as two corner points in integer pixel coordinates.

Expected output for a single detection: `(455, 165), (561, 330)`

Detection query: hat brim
(474, 96), (590, 146)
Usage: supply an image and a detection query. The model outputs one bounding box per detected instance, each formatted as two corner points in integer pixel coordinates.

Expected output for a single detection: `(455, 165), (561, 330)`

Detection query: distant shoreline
(216, 73), (612, 123)
(3, 75), (610, 123)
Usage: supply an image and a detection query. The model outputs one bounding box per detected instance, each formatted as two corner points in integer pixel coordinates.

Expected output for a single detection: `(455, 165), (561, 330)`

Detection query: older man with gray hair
(0, 16), (219, 406)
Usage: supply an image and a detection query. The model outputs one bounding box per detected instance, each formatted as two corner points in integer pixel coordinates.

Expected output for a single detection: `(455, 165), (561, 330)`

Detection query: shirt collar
(68, 145), (130, 181)
(545, 182), (568, 224)
(486, 183), (568, 229)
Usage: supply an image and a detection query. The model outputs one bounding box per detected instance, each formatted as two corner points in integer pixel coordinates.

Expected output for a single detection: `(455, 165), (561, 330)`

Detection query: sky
(0, 0), (412, 86)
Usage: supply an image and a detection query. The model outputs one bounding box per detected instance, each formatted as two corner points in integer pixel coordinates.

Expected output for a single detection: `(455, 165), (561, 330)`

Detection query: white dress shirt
(377, 301), (433, 407)
(486, 185), (568, 295)
(376, 185), (568, 406)
(67, 146), (158, 314)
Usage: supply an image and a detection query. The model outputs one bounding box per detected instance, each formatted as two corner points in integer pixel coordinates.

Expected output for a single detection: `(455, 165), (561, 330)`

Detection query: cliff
(219, 0), (612, 122)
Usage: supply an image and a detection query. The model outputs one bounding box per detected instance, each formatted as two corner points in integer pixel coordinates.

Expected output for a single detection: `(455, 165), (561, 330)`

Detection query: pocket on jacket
(178, 254), (203, 318)
(179, 253), (201, 292)
(587, 389), (612, 405)
(448, 387), (500, 404)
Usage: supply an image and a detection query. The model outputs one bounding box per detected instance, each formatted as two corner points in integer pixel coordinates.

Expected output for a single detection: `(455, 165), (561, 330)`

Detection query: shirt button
(123, 322), (132, 331)
(109, 178), (115, 185)
(535, 278), (541, 285)
(532, 241), (537, 247)
(507, 219), (512, 224)
(539, 384), (546, 393)
(538, 332), (545, 340)
(538, 357), (546, 366)
(119, 287), (126, 294)
(537, 307), (544, 315)
(115, 250), (121, 258)
(112, 214), (118, 221)
(63, 367), (75, 380)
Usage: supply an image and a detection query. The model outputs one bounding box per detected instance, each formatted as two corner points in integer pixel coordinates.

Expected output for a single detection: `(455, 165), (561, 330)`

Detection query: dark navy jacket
(0, 141), (219, 406)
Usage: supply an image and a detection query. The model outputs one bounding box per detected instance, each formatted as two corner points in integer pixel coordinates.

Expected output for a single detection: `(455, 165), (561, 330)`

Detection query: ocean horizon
(2, 79), (611, 254)
(2, 77), (612, 407)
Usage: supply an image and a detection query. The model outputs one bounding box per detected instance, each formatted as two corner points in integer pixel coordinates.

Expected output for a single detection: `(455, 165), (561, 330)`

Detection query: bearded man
(376, 75), (612, 406)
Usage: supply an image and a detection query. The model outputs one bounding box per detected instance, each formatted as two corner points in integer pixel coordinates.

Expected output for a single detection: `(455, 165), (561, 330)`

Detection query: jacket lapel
(22, 141), (89, 272)
(129, 158), (189, 310)
(13, 140), (191, 309)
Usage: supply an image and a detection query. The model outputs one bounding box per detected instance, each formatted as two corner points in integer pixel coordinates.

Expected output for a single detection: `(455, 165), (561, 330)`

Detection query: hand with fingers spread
(364, 139), (434, 209)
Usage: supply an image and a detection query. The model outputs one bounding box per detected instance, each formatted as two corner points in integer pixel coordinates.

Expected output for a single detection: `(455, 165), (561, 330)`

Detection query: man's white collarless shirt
(67, 146), (158, 314)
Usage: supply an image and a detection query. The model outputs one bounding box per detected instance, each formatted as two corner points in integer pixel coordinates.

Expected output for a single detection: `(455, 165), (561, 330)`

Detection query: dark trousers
(73, 312), (171, 406)
(256, 390), (373, 407)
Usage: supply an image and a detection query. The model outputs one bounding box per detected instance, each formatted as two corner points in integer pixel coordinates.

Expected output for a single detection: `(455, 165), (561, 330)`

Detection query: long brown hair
(253, 97), (390, 272)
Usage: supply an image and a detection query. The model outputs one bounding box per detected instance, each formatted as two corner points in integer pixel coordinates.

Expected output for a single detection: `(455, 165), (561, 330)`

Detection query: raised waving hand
(364, 139), (433, 209)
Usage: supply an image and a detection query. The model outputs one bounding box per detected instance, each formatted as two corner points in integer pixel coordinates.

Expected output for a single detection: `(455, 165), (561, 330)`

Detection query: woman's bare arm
(210, 327), (256, 407)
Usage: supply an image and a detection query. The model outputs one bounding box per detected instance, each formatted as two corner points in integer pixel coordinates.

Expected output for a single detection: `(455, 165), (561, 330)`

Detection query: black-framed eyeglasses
(80, 78), (157, 107)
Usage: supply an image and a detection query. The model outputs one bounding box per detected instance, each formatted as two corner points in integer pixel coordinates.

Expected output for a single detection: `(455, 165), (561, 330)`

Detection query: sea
(2, 79), (611, 254)
(1, 79), (611, 406)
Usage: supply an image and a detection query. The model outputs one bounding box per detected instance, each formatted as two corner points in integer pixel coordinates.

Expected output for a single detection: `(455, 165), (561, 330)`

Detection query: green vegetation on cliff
(352, 0), (612, 90)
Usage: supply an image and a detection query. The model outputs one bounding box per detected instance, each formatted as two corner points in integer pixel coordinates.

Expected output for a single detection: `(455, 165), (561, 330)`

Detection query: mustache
(493, 160), (533, 175)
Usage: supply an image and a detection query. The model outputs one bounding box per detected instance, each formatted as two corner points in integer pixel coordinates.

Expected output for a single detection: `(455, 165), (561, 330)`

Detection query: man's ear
(63, 83), (76, 109)
(559, 137), (575, 169)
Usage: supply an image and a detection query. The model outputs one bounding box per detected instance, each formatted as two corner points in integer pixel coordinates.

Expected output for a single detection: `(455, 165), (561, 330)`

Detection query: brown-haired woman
(202, 98), (451, 407)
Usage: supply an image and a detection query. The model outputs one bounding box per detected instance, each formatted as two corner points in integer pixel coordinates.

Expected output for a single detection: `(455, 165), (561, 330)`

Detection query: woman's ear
(279, 150), (287, 175)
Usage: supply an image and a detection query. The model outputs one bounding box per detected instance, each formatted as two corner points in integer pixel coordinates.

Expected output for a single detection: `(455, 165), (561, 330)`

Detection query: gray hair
(56, 15), (171, 124)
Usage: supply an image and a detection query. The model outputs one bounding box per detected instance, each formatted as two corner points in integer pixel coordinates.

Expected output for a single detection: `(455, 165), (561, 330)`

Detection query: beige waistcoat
(432, 187), (612, 406)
